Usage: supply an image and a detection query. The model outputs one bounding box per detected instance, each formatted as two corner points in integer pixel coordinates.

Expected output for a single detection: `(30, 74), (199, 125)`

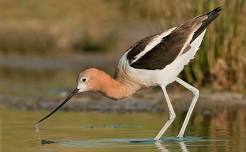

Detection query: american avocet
(37, 7), (221, 140)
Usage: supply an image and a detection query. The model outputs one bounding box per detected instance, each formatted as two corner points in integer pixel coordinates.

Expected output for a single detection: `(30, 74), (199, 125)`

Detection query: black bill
(36, 88), (79, 124)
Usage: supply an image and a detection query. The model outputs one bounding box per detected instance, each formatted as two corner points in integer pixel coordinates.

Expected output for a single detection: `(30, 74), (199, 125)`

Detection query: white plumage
(118, 28), (206, 87)
(117, 6), (221, 140)
(131, 27), (177, 64)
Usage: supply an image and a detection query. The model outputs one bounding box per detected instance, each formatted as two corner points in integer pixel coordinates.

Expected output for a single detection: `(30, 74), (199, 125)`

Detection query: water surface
(1, 106), (246, 152)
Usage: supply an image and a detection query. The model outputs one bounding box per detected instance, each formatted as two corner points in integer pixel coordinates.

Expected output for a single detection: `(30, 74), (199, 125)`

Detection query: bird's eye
(82, 78), (86, 82)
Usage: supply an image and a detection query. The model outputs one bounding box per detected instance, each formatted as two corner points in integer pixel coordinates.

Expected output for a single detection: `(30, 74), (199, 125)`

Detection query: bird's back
(117, 7), (221, 86)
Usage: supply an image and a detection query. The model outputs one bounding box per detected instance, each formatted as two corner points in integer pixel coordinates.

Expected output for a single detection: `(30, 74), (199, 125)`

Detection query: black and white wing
(126, 7), (221, 70)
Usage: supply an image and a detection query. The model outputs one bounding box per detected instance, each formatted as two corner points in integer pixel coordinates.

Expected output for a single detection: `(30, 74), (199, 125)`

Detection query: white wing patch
(118, 29), (207, 87)
(130, 27), (176, 64)
(179, 29), (206, 65)
(179, 23), (203, 56)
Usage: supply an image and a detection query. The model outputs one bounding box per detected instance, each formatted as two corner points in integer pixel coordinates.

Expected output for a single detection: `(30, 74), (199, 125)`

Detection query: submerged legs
(176, 78), (199, 138)
(154, 78), (199, 140)
(154, 85), (176, 140)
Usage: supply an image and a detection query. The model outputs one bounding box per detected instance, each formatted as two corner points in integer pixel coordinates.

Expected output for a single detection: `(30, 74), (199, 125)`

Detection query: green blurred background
(0, 0), (245, 96)
(1, 1), (246, 152)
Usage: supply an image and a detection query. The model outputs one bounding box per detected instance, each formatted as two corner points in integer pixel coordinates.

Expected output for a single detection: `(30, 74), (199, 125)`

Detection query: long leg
(176, 78), (199, 138)
(154, 85), (176, 141)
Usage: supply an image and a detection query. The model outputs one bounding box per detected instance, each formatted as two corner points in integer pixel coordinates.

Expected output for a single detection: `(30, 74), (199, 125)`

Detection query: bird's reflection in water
(38, 135), (191, 152)
(155, 141), (189, 152)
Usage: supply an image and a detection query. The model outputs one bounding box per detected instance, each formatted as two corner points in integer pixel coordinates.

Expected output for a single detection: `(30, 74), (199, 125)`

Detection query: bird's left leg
(176, 78), (199, 138)
(154, 85), (176, 141)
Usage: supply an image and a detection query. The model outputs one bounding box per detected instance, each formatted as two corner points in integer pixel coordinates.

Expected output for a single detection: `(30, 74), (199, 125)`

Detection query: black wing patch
(126, 35), (156, 63)
(128, 7), (221, 70)
(191, 7), (221, 42)
(130, 27), (191, 70)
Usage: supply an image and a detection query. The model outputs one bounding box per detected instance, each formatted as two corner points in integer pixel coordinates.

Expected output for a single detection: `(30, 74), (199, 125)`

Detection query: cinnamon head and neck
(36, 68), (141, 124)
(78, 68), (140, 100)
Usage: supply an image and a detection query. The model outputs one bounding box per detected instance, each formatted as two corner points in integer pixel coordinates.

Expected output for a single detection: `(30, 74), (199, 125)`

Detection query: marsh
(0, 0), (246, 152)
(1, 106), (246, 152)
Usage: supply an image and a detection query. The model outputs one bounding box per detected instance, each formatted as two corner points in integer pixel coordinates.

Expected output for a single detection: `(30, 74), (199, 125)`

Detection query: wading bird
(37, 7), (221, 140)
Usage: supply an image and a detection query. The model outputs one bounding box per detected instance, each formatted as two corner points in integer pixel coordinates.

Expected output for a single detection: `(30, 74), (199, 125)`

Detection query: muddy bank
(1, 88), (245, 114)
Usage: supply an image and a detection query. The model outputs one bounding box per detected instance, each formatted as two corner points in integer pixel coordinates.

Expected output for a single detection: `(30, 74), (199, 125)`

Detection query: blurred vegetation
(0, 0), (245, 91)
(180, 0), (246, 92)
(114, 0), (246, 91)
(72, 32), (117, 53)
(0, 25), (55, 55)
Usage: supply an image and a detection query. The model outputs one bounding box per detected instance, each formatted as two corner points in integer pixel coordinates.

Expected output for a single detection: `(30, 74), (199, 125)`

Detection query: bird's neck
(98, 71), (140, 100)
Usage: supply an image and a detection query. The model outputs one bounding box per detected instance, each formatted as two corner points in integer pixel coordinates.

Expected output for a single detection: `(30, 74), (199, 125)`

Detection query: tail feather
(191, 7), (222, 42)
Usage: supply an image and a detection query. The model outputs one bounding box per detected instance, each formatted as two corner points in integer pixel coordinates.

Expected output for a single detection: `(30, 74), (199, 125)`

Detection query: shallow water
(1, 106), (246, 152)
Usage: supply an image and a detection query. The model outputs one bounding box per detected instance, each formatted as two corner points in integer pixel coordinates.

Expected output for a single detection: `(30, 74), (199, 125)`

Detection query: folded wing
(127, 7), (221, 70)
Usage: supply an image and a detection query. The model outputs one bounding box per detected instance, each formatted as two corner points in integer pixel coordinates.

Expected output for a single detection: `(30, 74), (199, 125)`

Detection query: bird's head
(36, 68), (106, 124)
(77, 68), (105, 93)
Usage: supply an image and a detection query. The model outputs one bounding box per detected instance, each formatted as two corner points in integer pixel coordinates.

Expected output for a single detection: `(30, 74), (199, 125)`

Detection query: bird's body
(117, 28), (204, 87)
(37, 7), (222, 140)
(116, 10), (217, 88)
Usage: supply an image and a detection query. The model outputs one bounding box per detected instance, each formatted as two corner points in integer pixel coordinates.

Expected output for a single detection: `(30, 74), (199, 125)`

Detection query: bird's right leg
(154, 85), (176, 141)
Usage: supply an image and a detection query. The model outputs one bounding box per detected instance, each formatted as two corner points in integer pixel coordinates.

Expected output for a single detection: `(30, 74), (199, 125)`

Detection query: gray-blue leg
(154, 85), (176, 140)
(176, 78), (199, 138)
